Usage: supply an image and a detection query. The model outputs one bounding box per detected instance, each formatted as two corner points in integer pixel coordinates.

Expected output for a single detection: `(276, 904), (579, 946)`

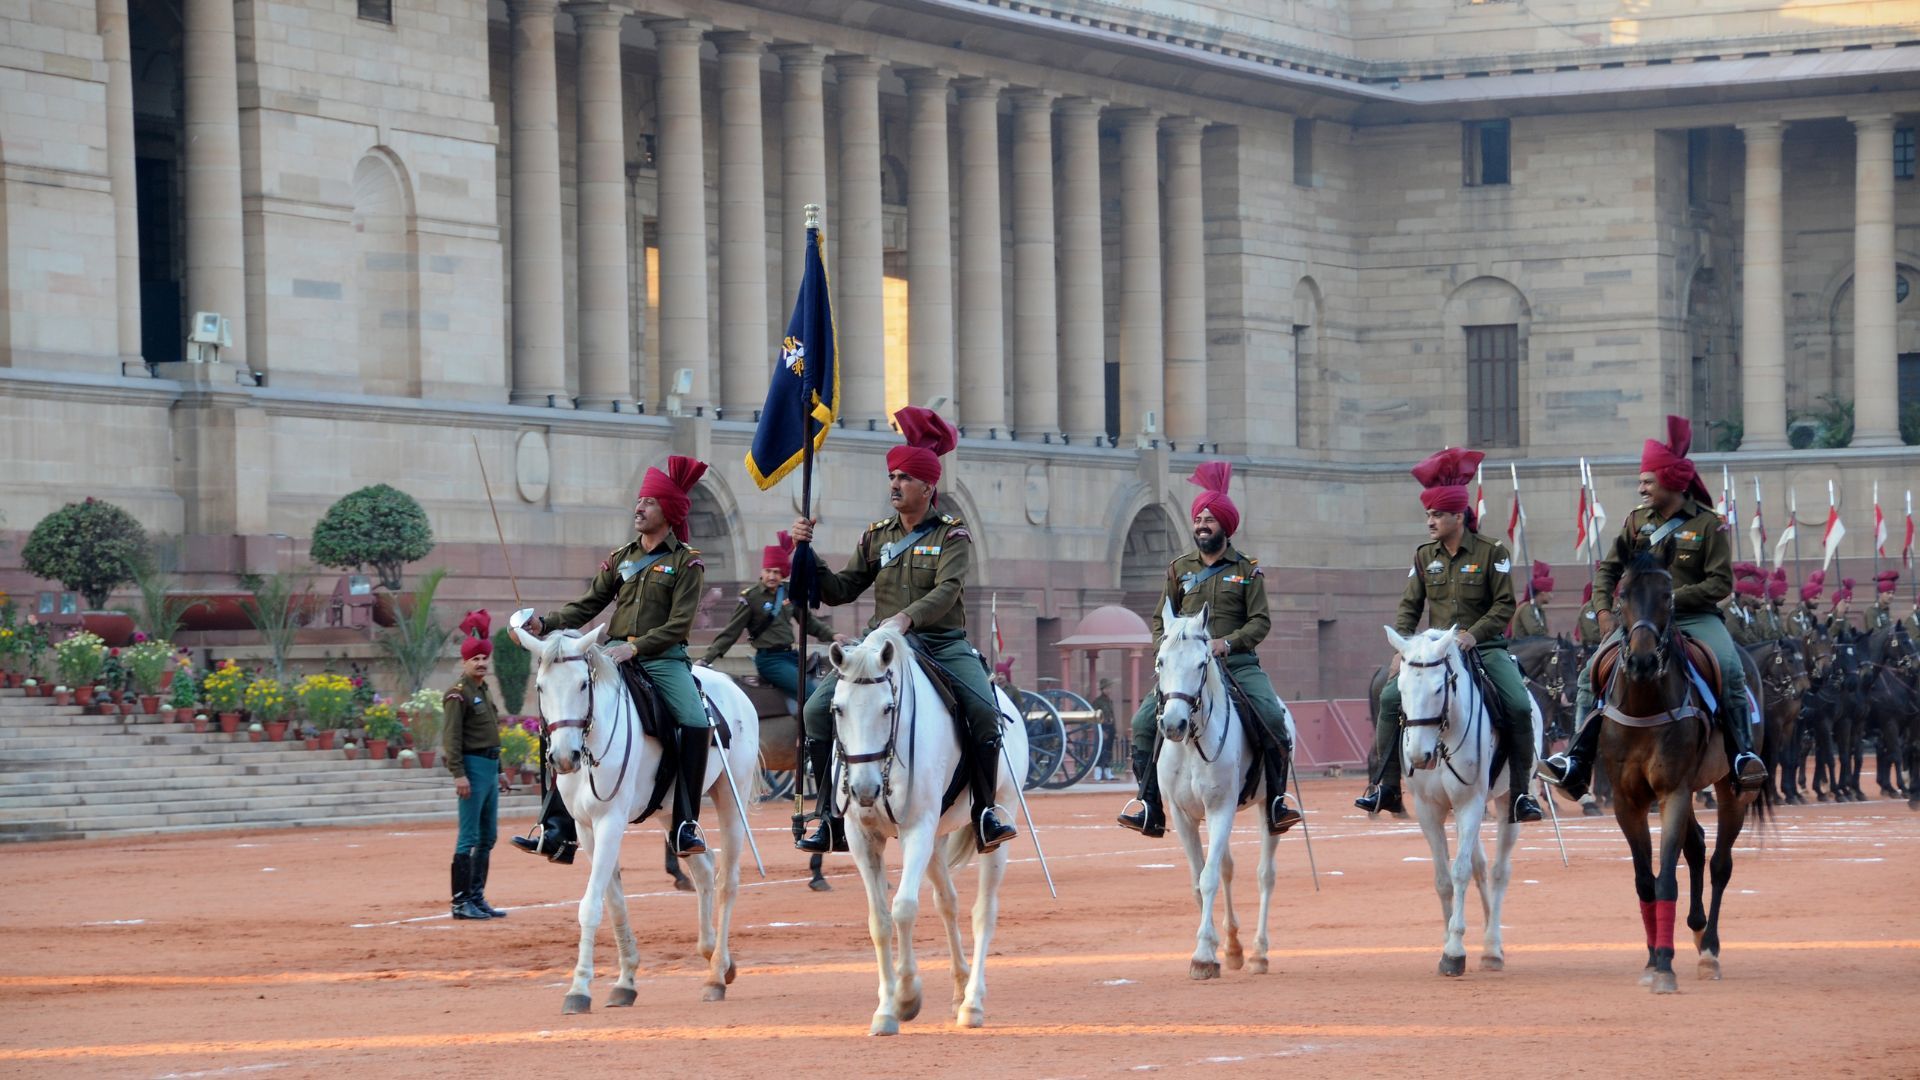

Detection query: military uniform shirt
(1150, 547), (1270, 653)
(1513, 600), (1550, 639)
(813, 512), (972, 633)
(701, 582), (834, 662)
(1576, 599), (1606, 647)
(544, 533), (705, 657)
(1593, 499), (1731, 617)
(1870, 601), (1894, 630)
(1395, 532), (1518, 646)
(441, 673), (501, 778)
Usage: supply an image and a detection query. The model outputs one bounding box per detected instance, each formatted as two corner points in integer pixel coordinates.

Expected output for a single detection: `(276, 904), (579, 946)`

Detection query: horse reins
(834, 667), (905, 824)
(543, 654), (634, 803)
(1156, 637), (1231, 764)
(1400, 650), (1482, 787)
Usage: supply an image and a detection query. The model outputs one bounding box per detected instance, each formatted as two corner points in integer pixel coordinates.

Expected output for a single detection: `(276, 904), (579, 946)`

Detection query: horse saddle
(1591, 634), (1723, 728)
(1215, 668), (1281, 809)
(617, 659), (732, 825)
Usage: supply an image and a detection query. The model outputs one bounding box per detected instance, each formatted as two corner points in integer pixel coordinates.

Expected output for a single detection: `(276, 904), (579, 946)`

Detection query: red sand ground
(3, 777), (1917, 1078)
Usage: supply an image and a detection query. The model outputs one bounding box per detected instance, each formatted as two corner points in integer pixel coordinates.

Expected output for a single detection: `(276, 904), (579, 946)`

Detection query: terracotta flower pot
(265, 721), (288, 742)
(54, 690), (72, 707)
(140, 695), (161, 715)
(303, 736), (320, 751)
(317, 729), (338, 750)
(416, 750), (437, 770)
(217, 713), (242, 735)
(193, 716), (210, 733)
(248, 728), (263, 742)
(98, 702), (119, 716)
(367, 739), (390, 761)
(74, 687), (95, 707)
(342, 745), (359, 761)
(400, 754), (417, 768)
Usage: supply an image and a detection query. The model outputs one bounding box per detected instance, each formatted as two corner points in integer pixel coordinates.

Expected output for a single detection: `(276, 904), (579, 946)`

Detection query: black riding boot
(1262, 733), (1303, 835)
(1722, 697), (1767, 791)
(450, 852), (491, 920)
(469, 848), (507, 917)
(1503, 714), (1543, 824)
(1540, 712), (1603, 801)
(1117, 748), (1167, 837)
(671, 728), (710, 858)
(796, 738), (848, 853)
(970, 739), (1018, 853)
(1354, 723), (1404, 816)
(510, 788), (578, 864)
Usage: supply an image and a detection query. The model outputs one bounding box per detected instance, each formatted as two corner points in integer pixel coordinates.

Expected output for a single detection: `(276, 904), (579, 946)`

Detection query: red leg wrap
(1654, 899), (1677, 953)
(1639, 900), (1657, 949)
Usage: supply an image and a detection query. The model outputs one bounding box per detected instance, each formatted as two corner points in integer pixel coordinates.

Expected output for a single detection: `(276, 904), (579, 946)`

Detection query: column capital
(1056, 95), (1107, 118)
(831, 54), (884, 79)
(507, 0), (559, 17)
(1162, 115), (1208, 138)
(955, 76), (1006, 101)
(1735, 119), (1783, 141)
(1008, 87), (1061, 111)
(646, 17), (709, 44)
(710, 29), (770, 54)
(900, 66), (956, 94)
(772, 42), (832, 67)
(562, 0), (629, 25)
(1848, 112), (1897, 131)
(1111, 106), (1164, 129)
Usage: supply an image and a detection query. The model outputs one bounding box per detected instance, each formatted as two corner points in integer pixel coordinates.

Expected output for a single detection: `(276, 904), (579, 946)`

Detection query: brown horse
(1598, 550), (1767, 994)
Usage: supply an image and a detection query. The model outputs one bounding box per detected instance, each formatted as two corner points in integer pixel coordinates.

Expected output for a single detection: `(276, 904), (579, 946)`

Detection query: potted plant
(342, 739), (360, 761)
(123, 636), (172, 715)
(399, 686), (444, 770)
(396, 747), (419, 768)
(53, 685), (72, 707)
(165, 653), (196, 722)
(21, 498), (147, 645)
(0, 600), (22, 687)
(247, 721), (265, 742)
(295, 672), (354, 750)
(242, 675), (288, 737)
(362, 701), (403, 761)
(202, 661), (245, 730)
(500, 724), (537, 783)
(54, 631), (106, 707)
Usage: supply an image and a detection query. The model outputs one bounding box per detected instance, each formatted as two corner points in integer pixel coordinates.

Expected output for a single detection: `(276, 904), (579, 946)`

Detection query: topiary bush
(309, 484), (434, 592)
(22, 498), (148, 610)
(492, 627), (529, 714)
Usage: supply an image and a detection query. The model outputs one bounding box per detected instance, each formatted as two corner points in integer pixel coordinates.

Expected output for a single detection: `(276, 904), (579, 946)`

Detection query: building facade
(3, 0), (1917, 702)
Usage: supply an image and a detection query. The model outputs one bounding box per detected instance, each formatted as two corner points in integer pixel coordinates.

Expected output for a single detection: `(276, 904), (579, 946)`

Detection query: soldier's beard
(1195, 532), (1226, 556)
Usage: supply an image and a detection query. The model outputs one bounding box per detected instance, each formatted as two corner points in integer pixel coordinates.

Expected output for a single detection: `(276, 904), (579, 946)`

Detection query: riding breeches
(629, 645), (710, 729)
(753, 647), (800, 698)
(1372, 645), (1533, 788)
(802, 630), (1003, 745)
(1573, 612), (1747, 722)
(455, 752), (499, 853)
(1130, 654), (1292, 756)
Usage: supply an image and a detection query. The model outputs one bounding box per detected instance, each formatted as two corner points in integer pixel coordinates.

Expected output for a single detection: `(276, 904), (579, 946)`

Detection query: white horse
(514, 623), (761, 1013)
(828, 627), (1029, 1035)
(1154, 602), (1285, 981)
(1384, 626), (1541, 977)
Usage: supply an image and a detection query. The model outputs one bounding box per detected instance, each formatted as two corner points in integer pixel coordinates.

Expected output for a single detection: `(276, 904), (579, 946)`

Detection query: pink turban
(1188, 461), (1240, 538)
(762, 531), (794, 575)
(459, 609), (492, 660)
(1832, 578), (1856, 604)
(1801, 570), (1826, 604)
(1412, 448), (1485, 532)
(1735, 578), (1764, 599)
(1767, 568), (1788, 602)
(1875, 570), (1899, 595)
(638, 456), (709, 541)
(1527, 560), (1554, 600)
(1639, 414), (1713, 505)
(886, 406), (957, 486)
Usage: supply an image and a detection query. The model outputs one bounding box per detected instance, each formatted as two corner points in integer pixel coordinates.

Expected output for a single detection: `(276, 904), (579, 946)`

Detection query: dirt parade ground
(2, 777), (1917, 1079)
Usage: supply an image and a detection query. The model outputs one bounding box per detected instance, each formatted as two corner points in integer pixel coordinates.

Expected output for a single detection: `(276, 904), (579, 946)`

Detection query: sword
(714, 746), (767, 879)
(1285, 756), (1321, 892)
(1541, 770), (1570, 868)
(1001, 738), (1058, 900)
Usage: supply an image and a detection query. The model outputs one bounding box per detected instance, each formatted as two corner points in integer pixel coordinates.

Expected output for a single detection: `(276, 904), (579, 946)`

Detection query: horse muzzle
(551, 750), (581, 775)
(847, 767), (883, 808)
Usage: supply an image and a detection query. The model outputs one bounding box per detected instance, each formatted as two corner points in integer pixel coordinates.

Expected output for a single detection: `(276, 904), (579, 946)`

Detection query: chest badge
(617, 560), (640, 581)
(1493, 559), (1510, 574)
(1427, 560), (1444, 574)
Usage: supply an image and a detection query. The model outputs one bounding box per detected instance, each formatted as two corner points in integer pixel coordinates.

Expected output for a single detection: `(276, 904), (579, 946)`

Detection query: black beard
(1195, 532), (1226, 556)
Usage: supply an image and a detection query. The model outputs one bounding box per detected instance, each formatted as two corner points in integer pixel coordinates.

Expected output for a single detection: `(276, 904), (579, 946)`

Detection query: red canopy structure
(1054, 605), (1154, 721)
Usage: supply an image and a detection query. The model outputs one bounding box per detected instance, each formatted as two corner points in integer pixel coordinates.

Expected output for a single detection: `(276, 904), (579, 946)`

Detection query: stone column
(505, 0), (567, 404)
(715, 31), (770, 417)
(182, 0), (248, 367)
(1057, 97), (1106, 443)
(1010, 89), (1059, 438)
(1162, 116), (1207, 445)
(776, 46), (830, 302)
(1116, 108), (1165, 442)
(99, 0), (142, 367)
(833, 56), (886, 425)
(904, 69), (955, 413)
(957, 78), (1005, 431)
(1851, 113), (1901, 446)
(1736, 121), (1786, 450)
(651, 19), (712, 409)
(571, 3), (632, 411)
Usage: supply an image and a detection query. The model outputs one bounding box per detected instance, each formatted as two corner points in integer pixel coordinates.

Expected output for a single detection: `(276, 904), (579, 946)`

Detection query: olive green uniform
(801, 511), (1002, 743)
(1575, 599), (1607, 648)
(1869, 600), (1894, 631)
(543, 533), (709, 730)
(1761, 602), (1788, 641)
(702, 583), (833, 660)
(1728, 599), (1764, 646)
(1513, 599), (1550, 639)
(1790, 601), (1821, 640)
(1128, 546), (1290, 755)
(1370, 531), (1534, 792)
(443, 673), (502, 855)
(1573, 499), (1744, 722)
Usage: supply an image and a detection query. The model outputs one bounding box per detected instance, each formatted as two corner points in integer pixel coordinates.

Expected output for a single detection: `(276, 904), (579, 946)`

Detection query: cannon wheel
(1035, 689), (1103, 790)
(760, 766), (796, 802)
(1020, 690), (1066, 790)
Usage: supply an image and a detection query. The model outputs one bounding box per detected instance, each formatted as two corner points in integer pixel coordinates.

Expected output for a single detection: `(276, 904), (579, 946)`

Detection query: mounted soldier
(1790, 571), (1827, 639)
(1540, 415), (1766, 797)
(1118, 462), (1303, 838)
(512, 455), (718, 862)
(1512, 561), (1554, 638)
(1869, 571), (1899, 630)
(1575, 581), (1607, 649)
(699, 531), (834, 696)
(1728, 563), (1766, 646)
(790, 406), (1017, 856)
(1353, 447), (1543, 823)
(1829, 578), (1857, 636)
(1763, 569), (1791, 640)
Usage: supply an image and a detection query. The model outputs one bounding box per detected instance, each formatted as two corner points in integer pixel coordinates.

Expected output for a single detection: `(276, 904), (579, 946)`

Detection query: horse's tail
(941, 827), (977, 873)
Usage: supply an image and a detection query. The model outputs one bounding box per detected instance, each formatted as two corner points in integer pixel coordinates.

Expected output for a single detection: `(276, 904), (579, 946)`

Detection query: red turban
(1735, 578), (1764, 599)
(1732, 562), (1762, 581)
(1768, 568), (1788, 602)
(762, 531), (794, 575)
(459, 609), (492, 660)
(1876, 570), (1899, 594)
(1801, 570), (1825, 604)
(1188, 461), (1240, 538)
(1832, 577), (1856, 603)
(994, 657), (1015, 678)
(1527, 560), (1554, 600)
(1639, 414), (1713, 505)
(886, 406), (957, 486)
(1412, 448), (1485, 532)
(638, 455), (709, 541)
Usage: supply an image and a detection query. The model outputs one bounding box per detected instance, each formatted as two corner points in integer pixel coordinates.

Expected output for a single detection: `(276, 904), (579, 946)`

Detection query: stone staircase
(0, 688), (539, 842)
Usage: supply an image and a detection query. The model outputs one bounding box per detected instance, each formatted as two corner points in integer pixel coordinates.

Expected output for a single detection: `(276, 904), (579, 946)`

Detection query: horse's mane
(840, 625), (909, 681)
(1623, 548), (1669, 582)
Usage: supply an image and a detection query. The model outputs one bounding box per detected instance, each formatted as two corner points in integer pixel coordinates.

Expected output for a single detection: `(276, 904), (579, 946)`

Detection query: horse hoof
(899, 994), (923, 1023)
(1480, 955), (1505, 972)
(561, 994), (593, 1015)
(870, 1015), (900, 1037)
(1225, 945), (1245, 971)
(956, 1007), (985, 1029)
(1438, 954), (1467, 978)
(674, 878), (695, 893)
(1247, 957), (1269, 975)
(1189, 960), (1221, 981)
(1652, 970), (1678, 995)
(1698, 955), (1722, 981)
(1639, 966), (1656, 987)
(701, 984), (726, 1003)
(1907, 798), (1919, 812)
(605, 986), (637, 1008)
(809, 877), (832, 892)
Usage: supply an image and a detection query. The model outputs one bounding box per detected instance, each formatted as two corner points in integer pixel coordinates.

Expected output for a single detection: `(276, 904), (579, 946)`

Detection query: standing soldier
(1118, 462), (1303, 838)
(699, 531), (834, 696)
(1869, 571), (1899, 630)
(790, 407), (1017, 855)
(445, 610), (506, 921)
(1512, 561), (1554, 638)
(1090, 677), (1118, 782)
(1575, 581), (1607, 648)
(1353, 448), (1543, 823)
(513, 456), (717, 861)
(1540, 415), (1765, 797)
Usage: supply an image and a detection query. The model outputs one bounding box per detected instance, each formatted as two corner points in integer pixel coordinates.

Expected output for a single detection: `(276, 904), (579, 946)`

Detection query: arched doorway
(1120, 503), (1180, 600)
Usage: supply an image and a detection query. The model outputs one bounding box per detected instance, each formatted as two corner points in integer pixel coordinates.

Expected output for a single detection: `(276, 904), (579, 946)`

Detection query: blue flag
(745, 224), (838, 490)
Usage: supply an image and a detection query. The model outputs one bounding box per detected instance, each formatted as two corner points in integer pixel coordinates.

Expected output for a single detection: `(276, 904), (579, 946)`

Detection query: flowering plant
(202, 661), (246, 712)
(168, 654), (198, 709)
(245, 676), (291, 722)
(400, 687), (443, 749)
(362, 701), (404, 742)
(499, 725), (537, 769)
(122, 639), (174, 695)
(295, 672), (355, 729)
(54, 631), (107, 688)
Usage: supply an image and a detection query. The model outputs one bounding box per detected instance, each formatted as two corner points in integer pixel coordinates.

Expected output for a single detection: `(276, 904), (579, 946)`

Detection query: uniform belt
(465, 746), (501, 759)
(754, 645), (798, 655)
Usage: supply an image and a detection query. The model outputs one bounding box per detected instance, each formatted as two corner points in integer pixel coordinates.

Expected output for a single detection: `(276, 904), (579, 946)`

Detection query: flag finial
(804, 203), (821, 229)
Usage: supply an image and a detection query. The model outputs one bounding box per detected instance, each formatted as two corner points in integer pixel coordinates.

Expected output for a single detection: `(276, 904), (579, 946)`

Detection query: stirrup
(1267, 794), (1303, 835)
(1117, 796), (1166, 838)
(672, 822), (708, 858)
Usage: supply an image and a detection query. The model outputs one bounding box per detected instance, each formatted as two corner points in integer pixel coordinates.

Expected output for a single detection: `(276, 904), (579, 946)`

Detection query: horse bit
(542, 654), (633, 803)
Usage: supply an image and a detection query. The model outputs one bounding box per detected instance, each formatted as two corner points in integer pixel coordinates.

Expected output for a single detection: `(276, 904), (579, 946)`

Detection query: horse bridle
(542, 653), (633, 803)
(1400, 649), (1481, 786)
(1602, 571), (1711, 728)
(1155, 637), (1230, 763)
(834, 667), (905, 824)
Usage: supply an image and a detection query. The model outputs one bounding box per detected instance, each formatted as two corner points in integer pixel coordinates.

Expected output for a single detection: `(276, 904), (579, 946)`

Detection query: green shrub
(22, 499), (147, 609)
(492, 627), (529, 714)
(309, 484), (434, 592)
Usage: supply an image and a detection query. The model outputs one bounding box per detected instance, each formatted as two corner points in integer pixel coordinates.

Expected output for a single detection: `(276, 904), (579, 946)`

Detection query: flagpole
(1580, 458), (1597, 590)
(1873, 480), (1882, 579)
(792, 203), (823, 839)
(1791, 486), (1803, 585)
(1723, 464), (1739, 564)
(1509, 462), (1533, 582)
